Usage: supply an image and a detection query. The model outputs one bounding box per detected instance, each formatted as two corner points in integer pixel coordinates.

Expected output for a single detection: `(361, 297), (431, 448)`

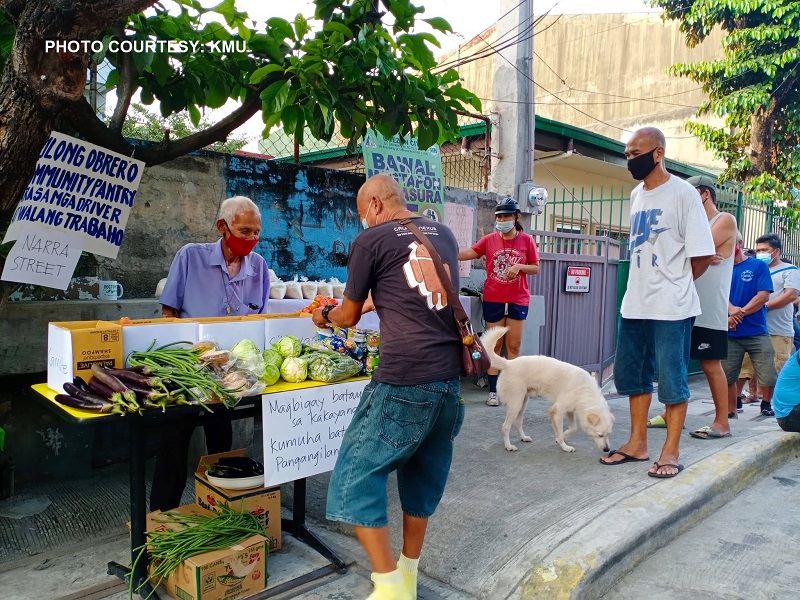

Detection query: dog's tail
(480, 326), (511, 371)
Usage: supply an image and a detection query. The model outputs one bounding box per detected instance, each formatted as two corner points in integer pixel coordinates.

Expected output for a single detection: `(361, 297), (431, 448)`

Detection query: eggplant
(54, 394), (122, 414)
(88, 376), (115, 399)
(105, 368), (162, 389)
(90, 365), (139, 408)
(63, 382), (105, 406)
(208, 457), (264, 478)
(72, 376), (91, 391)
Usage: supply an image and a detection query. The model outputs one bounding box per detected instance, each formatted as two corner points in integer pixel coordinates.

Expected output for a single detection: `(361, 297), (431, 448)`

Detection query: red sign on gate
(565, 266), (591, 292)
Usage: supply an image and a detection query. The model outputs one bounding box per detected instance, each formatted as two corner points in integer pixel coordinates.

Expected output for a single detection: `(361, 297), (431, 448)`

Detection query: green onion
(129, 504), (267, 599)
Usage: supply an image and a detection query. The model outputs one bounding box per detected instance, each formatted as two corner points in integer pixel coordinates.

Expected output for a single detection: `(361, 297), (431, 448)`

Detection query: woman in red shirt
(458, 198), (540, 405)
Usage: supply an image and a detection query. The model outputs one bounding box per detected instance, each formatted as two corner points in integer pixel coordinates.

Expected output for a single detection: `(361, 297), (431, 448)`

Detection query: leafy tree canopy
(0, 0), (480, 223)
(652, 0), (800, 206)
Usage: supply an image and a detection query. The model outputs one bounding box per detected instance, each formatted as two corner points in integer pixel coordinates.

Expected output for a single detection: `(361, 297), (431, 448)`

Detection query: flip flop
(648, 462), (685, 479)
(599, 449), (650, 465)
(689, 426), (731, 440)
(646, 415), (667, 428)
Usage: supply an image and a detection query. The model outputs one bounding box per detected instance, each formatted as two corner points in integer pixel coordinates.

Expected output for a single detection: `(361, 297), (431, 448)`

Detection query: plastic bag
(330, 277), (346, 299)
(230, 339), (266, 379)
(269, 281), (287, 299)
(284, 275), (302, 299)
(300, 277), (318, 299)
(317, 281), (333, 298)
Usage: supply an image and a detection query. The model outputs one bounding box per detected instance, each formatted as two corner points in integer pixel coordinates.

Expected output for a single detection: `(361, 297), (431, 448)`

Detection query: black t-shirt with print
(345, 216), (462, 385)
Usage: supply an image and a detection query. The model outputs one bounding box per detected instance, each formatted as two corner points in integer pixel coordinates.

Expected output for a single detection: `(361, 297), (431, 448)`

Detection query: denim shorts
(614, 317), (694, 404)
(325, 377), (464, 528)
(482, 301), (529, 323)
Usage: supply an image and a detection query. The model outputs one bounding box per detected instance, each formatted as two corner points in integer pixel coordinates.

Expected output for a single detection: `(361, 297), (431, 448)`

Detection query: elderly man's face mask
(224, 221), (259, 256)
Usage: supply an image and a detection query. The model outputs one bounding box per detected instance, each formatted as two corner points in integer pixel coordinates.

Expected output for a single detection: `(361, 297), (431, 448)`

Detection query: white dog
(481, 326), (614, 453)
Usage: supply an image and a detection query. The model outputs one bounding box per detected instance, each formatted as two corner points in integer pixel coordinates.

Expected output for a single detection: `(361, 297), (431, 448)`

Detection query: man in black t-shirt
(312, 175), (463, 600)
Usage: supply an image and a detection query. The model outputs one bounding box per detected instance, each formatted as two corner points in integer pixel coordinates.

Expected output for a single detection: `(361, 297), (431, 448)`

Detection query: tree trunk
(0, 0), (154, 230)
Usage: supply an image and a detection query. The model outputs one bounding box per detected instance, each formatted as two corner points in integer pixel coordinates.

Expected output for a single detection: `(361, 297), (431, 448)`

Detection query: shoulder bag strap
(395, 218), (470, 323)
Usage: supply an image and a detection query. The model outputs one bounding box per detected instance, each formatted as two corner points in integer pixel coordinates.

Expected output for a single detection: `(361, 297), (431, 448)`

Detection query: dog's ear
(587, 413), (600, 425)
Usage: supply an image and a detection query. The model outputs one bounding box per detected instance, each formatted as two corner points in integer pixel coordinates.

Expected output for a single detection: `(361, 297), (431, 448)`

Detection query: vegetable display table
(32, 378), (360, 599)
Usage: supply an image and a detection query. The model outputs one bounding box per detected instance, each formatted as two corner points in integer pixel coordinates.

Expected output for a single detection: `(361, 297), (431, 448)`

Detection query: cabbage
(280, 357), (308, 383)
(263, 348), (283, 370)
(275, 335), (302, 358)
(229, 339), (266, 378)
(261, 363), (280, 386)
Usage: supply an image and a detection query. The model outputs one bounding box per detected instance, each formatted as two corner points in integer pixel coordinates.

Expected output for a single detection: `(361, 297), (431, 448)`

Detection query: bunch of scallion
(129, 504), (266, 599)
(127, 342), (240, 409)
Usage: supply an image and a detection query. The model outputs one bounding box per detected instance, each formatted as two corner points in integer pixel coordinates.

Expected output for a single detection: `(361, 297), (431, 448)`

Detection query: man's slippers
(599, 449), (650, 465)
(646, 415), (667, 428)
(648, 462), (685, 478)
(689, 426), (731, 440)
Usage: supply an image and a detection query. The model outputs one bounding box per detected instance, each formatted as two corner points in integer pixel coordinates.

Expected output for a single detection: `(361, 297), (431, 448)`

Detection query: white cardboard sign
(1, 224), (83, 290)
(261, 379), (369, 486)
(3, 132), (144, 259)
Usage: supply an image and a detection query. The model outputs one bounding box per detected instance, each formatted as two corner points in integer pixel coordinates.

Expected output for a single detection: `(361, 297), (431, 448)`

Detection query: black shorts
(690, 326), (728, 360)
(482, 301), (529, 323)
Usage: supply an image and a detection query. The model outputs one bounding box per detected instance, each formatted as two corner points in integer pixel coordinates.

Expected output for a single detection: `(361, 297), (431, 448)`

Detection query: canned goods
(366, 330), (380, 351)
(365, 352), (380, 375)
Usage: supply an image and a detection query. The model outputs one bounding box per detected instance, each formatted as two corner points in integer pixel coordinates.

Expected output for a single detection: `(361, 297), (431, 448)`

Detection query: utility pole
(515, 0), (536, 209)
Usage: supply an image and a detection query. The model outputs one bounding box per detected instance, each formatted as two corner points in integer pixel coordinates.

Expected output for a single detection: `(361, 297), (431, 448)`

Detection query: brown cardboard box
(47, 320), (123, 394)
(144, 505), (268, 600)
(196, 450), (282, 551)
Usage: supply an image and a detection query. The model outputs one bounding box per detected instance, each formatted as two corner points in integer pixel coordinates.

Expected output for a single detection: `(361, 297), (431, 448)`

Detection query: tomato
(315, 295), (324, 302)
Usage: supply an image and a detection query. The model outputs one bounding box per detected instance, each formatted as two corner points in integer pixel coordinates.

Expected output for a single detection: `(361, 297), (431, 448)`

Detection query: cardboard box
(47, 321), (123, 394)
(122, 320), (199, 358)
(264, 316), (318, 349)
(144, 505), (268, 600)
(195, 451), (282, 551)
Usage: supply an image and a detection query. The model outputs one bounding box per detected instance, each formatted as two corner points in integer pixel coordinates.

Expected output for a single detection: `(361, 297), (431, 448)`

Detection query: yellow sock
(368, 569), (411, 600)
(397, 553), (419, 598)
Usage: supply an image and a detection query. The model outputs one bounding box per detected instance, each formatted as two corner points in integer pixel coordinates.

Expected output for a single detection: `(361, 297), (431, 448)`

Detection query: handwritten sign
(2, 224), (83, 290)
(444, 203), (475, 277)
(362, 129), (444, 222)
(3, 132), (144, 259)
(261, 379), (369, 486)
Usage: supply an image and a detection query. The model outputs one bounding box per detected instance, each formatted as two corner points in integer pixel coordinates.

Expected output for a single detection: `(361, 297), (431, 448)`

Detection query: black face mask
(627, 148), (658, 180)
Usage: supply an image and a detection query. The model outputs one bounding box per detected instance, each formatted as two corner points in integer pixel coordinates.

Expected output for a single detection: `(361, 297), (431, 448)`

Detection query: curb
(514, 430), (800, 600)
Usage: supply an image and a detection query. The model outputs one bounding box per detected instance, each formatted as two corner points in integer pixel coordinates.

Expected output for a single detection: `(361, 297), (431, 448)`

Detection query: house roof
(272, 115), (716, 179)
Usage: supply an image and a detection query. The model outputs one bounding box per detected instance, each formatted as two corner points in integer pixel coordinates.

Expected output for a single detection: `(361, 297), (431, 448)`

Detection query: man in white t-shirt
(756, 234), (800, 374)
(600, 127), (715, 478)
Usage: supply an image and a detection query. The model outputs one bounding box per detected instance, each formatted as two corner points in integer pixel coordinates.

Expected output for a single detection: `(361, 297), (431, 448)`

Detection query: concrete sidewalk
(2, 374), (799, 600)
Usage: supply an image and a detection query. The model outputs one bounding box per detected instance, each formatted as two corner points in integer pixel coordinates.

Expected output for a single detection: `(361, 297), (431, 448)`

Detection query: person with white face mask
(755, 234), (800, 375)
(457, 197), (541, 406)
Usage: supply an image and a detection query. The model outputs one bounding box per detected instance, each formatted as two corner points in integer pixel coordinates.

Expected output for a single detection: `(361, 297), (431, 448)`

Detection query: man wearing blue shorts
(600, 127), (715, 478)
(313, 175), (463, 600)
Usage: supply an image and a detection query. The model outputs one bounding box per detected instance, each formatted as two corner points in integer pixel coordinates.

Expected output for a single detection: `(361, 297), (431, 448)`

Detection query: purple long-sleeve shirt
(160, 239), (270, 318)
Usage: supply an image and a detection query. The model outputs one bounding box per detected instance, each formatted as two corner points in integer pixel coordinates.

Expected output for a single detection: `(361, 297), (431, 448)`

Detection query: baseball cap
(686, 175), (719, 189)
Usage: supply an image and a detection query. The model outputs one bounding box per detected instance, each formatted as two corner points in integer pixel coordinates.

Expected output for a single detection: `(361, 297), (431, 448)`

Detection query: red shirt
(472, 231), (540, 306)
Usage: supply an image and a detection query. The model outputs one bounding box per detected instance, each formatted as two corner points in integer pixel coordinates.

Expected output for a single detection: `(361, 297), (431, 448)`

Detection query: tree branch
(73, 0), (156, 24)
(0, 0), (26, 22)
(109, 26), (136, 133)
(64, 89), (265, 165)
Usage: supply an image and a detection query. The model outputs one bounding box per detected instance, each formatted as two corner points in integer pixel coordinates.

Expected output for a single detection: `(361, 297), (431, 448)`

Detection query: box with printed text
(47, 320), (123, 394)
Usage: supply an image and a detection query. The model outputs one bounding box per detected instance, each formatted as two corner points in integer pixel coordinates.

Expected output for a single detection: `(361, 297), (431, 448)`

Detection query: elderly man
(312, 174), (463, 600)
(152, 196), (270, 511)
(600, 127), (715, 478)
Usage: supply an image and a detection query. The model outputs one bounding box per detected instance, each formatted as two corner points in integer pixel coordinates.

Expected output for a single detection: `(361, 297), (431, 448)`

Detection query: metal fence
(531, 185), (800, 262)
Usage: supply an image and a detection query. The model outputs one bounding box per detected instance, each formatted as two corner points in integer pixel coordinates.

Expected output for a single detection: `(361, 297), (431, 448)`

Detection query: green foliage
(121, 103), (250, 153)
(0, 0), (479, 156)
(653, 0), (800, 206)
